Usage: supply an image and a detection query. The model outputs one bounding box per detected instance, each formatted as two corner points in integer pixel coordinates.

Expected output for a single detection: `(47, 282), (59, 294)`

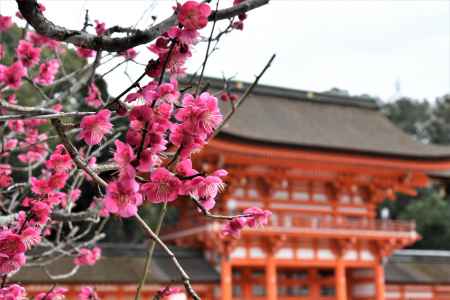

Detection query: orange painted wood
(221, 256), (232, 300)
(374, 262), (386, 300)
(266, 254), (278, 300)
(207, 138), (450, 172)
(336, 260), (347, 300)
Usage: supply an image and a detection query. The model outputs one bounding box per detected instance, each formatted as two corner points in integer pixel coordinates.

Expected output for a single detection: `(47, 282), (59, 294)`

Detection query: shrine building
(13, 78), (450, 300)
(162, 77), (450, 300)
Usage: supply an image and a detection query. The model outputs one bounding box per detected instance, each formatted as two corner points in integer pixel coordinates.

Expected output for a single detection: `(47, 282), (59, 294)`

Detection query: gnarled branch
(16, 0), (269, 52)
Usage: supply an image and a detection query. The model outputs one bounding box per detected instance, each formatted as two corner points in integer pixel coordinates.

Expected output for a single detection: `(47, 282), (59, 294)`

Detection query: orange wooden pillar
(309, 269), (320, 299)
(221, 256), (232, 300)
(375, 261), (385, 300)
(266, 253), (278, 300)
(336, 260), (347, 300)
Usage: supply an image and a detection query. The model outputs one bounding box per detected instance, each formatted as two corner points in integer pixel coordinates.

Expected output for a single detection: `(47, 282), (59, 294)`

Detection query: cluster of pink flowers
(146, 1), (210, 79)
(85, 83), (103, 108)
(158, 287), (183, 299)
(79, 109), (113, 145)
(0, 284), (26, 300)
(16, 40), (41, 68)
(222, 207), (272, 238)
(74, 247), (102, 266)
(0, 28), (62, 89)
(35, 288), (67, 300)
(78, 287), (99, 300)
(0, 231), (26, 275)
(76, 47), (96, 58)
(0, 164), (12, 188)
(0, 15), (13, 32)
(27, 31), (61, 51)
(232, 0), (248, 30)
(3, 94), (50, 164)
(0, 1), (268, 297)
(34, 59), (60, 85)
(0, 61), (27, 89)
(95, 20), (106, 36)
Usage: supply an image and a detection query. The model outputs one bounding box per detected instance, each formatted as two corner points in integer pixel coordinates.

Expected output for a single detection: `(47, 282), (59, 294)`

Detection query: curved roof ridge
(195, 77), (450, 160)
(394, 249), (450, 257)
(192, 75), (380, 110)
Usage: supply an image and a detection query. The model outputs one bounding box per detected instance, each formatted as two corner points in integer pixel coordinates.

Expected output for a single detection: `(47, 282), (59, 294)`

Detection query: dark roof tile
(195, 77), (450, 159)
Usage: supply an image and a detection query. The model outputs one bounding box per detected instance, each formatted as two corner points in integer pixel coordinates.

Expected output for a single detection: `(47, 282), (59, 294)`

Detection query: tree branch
(51, 119), (108, 188)
(16, 0), (269, 52)
(209, 53), (276, 140)
(135, 214), (201, 300)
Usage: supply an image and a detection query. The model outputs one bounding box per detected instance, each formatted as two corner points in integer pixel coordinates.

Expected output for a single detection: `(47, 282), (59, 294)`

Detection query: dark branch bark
(16, 0), (269, 52)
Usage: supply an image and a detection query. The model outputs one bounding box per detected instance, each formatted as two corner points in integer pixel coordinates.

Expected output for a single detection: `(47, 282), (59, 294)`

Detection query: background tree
(0, 1), (272, 299)
(382, 95), (450, 250)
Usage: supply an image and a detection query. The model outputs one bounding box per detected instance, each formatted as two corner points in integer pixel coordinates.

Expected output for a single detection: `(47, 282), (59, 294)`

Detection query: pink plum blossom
(137, 149), (157, 173)
(17, 133), (48, 164)
(34, 59), (59, 85)
(0, 164), (12, 188)
(95, 20), (106, 35)
(74, 247), (101, 266)
(31, 172), (69, 195)
(46, 144), (73, 171)
(120, 48), (137, 60)
(0, 230), (26, 275)
(185, 170), (227, 210)
(113, 140), (136, 171)
(76, 47), (96, 58)
(35, 288), (67, 300)
(16, 40), (41, 68)
(176, 92), (222, 136)
(79, 109), (113, 145)
(20, 227), (42, 250)
(0, 16), (12, 32)
(27, 32), (61, 51)
(125, 83), (158, 104)
(158, 287), (183, 299)
(141, 168), (181, 204)
(78, 287), (99, 300)
(0, 284), (26, 300)
(167, 26), (199, 45)
(0, 61), (27, 89)
(221, 217), (246, 239)
(85, 83), (103, 108)
(178, 1), (211, 30)
(243, 207), (272, 228)
(104, 167), (143, 218)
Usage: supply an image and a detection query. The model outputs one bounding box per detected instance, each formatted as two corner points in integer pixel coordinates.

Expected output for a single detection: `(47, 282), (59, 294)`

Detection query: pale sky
(0, 0), (449, 102)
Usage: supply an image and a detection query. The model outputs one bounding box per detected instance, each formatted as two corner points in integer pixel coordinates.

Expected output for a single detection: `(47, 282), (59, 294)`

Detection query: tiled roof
(386, 250), (450, 284)
(12, 244), (219, 284)
(196, 77), (450, 160)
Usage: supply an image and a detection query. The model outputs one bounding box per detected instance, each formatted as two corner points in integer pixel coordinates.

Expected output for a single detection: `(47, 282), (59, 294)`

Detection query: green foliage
(382, 95), (450, 250)
(398, 193), (450, 249)
(383, 97), (431, 142)
(426, 95), (450, 144)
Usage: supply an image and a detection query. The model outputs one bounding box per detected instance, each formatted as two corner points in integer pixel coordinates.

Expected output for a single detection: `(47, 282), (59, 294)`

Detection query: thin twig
(135, 214), (201, 300)
(209, 53), (276, 140)
(103, 72), (146, 110)
(195, 0), (220, 95)
(0, 111), (95, 121)
(191, 198), (253, 220)
(51, 119), (108, 188)
(135, 203), (168, 300)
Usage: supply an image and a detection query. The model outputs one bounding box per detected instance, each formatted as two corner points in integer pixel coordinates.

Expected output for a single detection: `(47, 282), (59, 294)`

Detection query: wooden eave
(205, 135), (450, 174)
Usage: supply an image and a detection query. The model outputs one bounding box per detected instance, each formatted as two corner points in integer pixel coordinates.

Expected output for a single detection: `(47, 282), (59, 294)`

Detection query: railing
(270, 215), (416, 233)
(162, 212), (417, 241)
